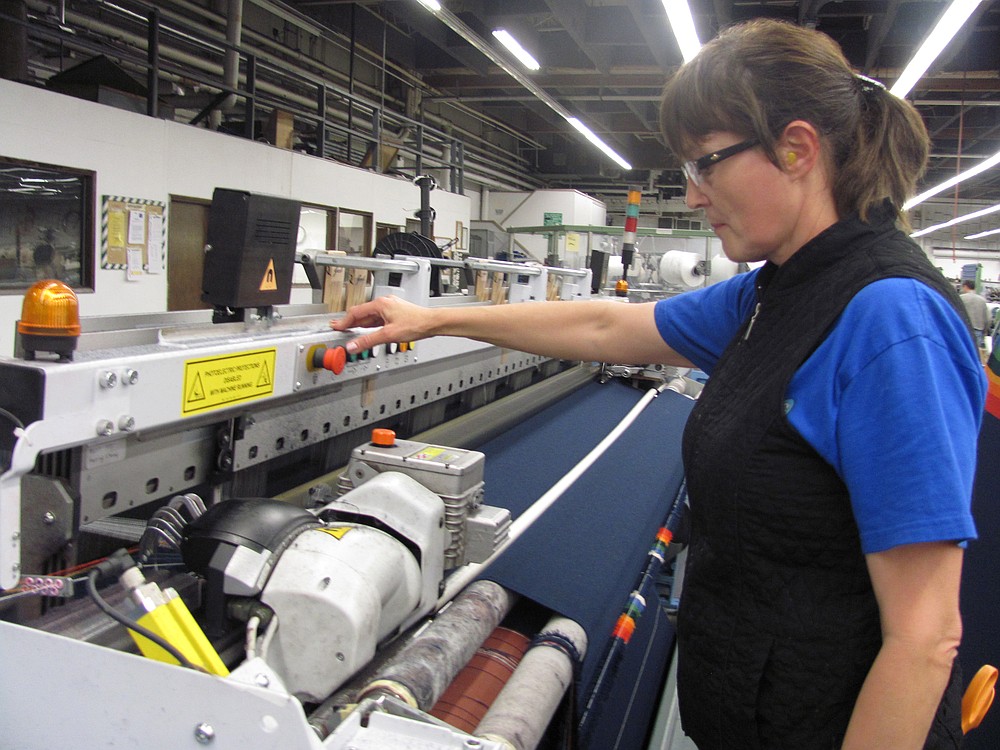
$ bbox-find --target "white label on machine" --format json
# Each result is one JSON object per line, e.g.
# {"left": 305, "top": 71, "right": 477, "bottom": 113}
{"left": 85, "top": 439, "right": 127, "bottom": 469}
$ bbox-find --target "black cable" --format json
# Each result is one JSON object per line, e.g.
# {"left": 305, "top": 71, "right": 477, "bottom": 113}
{"left": 0, "top": 406, "right": 25, "bottom": 430}
{"left": 86, "top": 567, "right": 199, "bottom": 671}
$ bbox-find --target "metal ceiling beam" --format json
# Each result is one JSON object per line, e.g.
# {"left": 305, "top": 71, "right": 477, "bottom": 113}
{"left": 862, "top": 0, "right": 902, "bottom": 72}
{"left": 541, "top": 0, "right": 657, "bottom": 135}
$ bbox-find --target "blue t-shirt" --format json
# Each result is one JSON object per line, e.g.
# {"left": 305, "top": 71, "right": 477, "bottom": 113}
{"left": 654, "top": 271, "right": 985, "bottom": 553}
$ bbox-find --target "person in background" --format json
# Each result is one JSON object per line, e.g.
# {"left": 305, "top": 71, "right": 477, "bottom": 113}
{"left": 960, "top": 279, "right": 990, "bottom": 360}
{"left": 333, "top": 19, "right": 986, "bottom": 750}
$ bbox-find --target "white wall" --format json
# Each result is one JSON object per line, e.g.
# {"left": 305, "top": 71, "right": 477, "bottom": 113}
{"left": 931, "top": 256, "right": 1000, "bottom": 282}
{"left": 484, "top": 188, "right": 605, "bottom": 228}
{"left": 0, "top": 79, "right": 471, "bottom": 356}
{"left": 481, "top": 189, "right": 606, "bottom": 264}
{"left": 911, "top": 200, "right": 1000, "bottom": 283}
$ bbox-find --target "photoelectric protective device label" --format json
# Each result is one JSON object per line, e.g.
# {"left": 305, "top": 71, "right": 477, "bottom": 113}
{"left": 182, "top": 348, "right": 276, "bottom": 415}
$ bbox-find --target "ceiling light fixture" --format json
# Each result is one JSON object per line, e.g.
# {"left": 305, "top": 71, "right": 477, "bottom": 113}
{"left": 413, "top": 4, "right": 633, "bottom": 170}
{"left": 415, "top": 0, "right": 442, "bottom": 12}
{"left": 565, "top": 117, "right": 633, "bottom": 171}
{"left": 492, "top": 29, "right": 541, "bottom": 71}
{"left": 661, "top": 0, "right": 702, "bottom": 63}
{"left": 964, "top": 227, "right": 1000, "bottom": 240}
{"left": 889, "top": 0, "right": 985, "bottom": 98}
{"left": 910, "top": 202, "right": 1000, "bottom": 237}
{"left": 903, "top": 148, "right": 1000, "bottom": 209}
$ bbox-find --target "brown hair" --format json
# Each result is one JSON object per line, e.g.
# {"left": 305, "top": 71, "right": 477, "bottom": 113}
{"left": 659, "top": 19, "right": 929, "bottom": 223}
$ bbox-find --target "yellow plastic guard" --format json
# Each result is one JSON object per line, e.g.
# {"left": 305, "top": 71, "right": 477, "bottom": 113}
{"left": 132, "top": 597, "right": 229, "bottom": 676}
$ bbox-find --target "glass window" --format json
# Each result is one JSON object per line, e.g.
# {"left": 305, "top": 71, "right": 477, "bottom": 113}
{"left": 0, "top": 158, "right": 94, "bottom": 292}
{"left": 338, "top": 210, "right": 371, "bottom": 256}
{"left": 294, "top": 204, "right": 333, "bottom": 285}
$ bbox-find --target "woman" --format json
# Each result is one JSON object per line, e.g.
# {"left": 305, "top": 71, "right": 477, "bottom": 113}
{"left": 332, "top": 20, "right": 985, "bottom": 749}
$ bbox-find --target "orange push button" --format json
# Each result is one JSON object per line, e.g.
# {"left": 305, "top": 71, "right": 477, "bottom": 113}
{"left": 371, "top": 428, "right": 396, "bottom": 447}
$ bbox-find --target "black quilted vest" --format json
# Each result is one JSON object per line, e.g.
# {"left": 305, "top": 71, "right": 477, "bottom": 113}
{"left": 677, "top": 204, "right": 966, "bottom": 749}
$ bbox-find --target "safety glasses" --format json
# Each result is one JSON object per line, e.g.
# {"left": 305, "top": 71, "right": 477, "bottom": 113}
{"left": 682, "top": 139, "right": 759, "bottom": 186}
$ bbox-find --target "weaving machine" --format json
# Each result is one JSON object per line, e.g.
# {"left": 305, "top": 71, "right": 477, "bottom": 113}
{"left": 0, "top": 189, "right": 696, "bottom": 749}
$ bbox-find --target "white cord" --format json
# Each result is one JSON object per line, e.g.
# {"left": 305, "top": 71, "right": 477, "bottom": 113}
{"left": 258, "top": 613, "right": 280, "bottom": 659}
{"left": 437, "top": 384, "right": 666, "bottom": 608}
{"left": 245, "top": 614, "right": 261, "bottom": 660}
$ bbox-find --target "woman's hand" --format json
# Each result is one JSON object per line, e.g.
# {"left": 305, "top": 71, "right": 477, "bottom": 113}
{"left": 330, "top": 295, "right": 436, "bottom": 354}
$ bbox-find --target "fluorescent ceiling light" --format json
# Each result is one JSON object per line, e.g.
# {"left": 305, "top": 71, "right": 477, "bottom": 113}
{"left": 889, "top": 0, "right": 985, "bottom": 98}
{"left": 903, "top": 148, "right": 1000, "bottom": 209}
{"left": 492, "top": 29, "right": 540, "bottom": 71}
{"left": 565, "top": 117, "right": 633, "bottom": 171}
{"left": 910, "top": 202, "right": 1000, "bottom": 237}
{"left": 419, "top": 5, "right": 631, "bottom": 171}
{"left": 415, "top": 0, "right": 441, "bottom": 12}
{"left": 965, "top": 227, "right": 1000, "bottom": 240}
{"left": 662, "top": 0, "right": 702, "bottom": 63}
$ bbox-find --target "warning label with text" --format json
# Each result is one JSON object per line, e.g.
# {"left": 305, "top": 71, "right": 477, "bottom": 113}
{"left": 182, "top": 348, "right": 277, "bottom": 415}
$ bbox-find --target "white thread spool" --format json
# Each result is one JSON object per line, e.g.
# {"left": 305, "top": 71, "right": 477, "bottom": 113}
{"left": 659, "top": 251, "right": 702, "bottom": 288}
{"left": 607, "top": 255, "right": 625, "bottom": 281}
{"left": 709, "top": 254, "right": 738, "bottom": 283}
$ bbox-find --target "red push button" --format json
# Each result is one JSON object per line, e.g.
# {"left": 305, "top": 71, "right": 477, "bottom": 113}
{"left": 322, "top": 346, "right": 347, "bottom": 375}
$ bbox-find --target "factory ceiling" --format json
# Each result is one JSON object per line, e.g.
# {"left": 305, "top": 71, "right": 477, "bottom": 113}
{"left": 284, "top": 0, "right": 1000, "bottom": 208}
{"left": 9, "top": 0, "right": 1000, "bottom": 213}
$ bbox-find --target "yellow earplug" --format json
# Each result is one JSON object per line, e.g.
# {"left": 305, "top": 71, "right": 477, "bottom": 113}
{"left": 786, "top": 152, "right": 797, "bottom": 166}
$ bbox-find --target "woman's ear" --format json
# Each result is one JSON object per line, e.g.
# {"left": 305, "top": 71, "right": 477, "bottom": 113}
{"left": 779, "top": 120, "right": 822, "bottom": 175}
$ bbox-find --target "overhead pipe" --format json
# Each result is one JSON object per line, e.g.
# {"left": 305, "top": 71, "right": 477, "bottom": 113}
{"left": 115, "top": 0, "right": 546, "bottom": 157}
{"left": 22, "top": 0, "right": 540, "bottom": 182}
{"left": 0, "top": 0, "right": 29, "bottom": 82}
{"left": 23, "top": 3, "right": 539, "bottom": 191}
{"left": 217, "top": 0, "right": 243, "bottom": 122}
{"left": 146, "top": 7, "right": 159, "bottom": 117}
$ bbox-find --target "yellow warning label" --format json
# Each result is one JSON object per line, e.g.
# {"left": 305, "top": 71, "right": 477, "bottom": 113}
{"left": 317, "top": 526, "right": 353, "bottom": 540}
{"left": 182, "top": 348, "right": 277, "bottom": 416}
{"left": 407, "top": 445, "right": 463, "bottom": 464}
{"left": 260, "top": 259, "right": 278, "bottom": 291}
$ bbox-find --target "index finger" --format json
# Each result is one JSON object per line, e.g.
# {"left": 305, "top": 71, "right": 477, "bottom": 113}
{"left": 330, "top": 301, "right": 383, "bottom": 331}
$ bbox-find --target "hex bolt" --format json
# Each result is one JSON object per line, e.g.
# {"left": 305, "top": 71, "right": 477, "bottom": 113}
{"left": 98, "top": 371, "right": 118, "bottom": 389}
{"left": 42, "top": 512, "right": 56, "bottom": 525}
{"left": 123, "top": 369, "right": 139, "bottom": 385}
{"left": 194, "top": 723, "right": 215, "bottom": 744}
{"left": 254, "top": 673, "right": 270, "bottom": 688}
{"left": 118, "top": 416, "right": 136, "bottom": 432}
{"left": 96, "top": 419, "right": 114, "bottom": 437}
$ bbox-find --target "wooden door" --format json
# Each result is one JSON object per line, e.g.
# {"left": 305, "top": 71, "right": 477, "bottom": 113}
{"left": 166, "top": 197, "right": 210, "bottom": 311}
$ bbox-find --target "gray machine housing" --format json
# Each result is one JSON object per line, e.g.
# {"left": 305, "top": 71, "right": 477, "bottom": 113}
{"left": 337, "top": 437, "right": 511, "bottom": 569}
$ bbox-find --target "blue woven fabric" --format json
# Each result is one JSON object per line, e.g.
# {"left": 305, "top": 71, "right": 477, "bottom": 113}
{"left": 476, "top": 379, "right": 693, "bottom": 724}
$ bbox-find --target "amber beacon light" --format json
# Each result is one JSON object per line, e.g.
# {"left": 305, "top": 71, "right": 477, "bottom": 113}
{"left": 17, "top": 279, "right": 81, "bottom": 361}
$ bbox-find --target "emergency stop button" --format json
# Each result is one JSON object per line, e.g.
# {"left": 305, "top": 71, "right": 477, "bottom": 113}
{"left": 311, "top": 345, "right": 347, "bottom": 375}
{"left": 371, "top": 428, "right": 396, "bottom": 447}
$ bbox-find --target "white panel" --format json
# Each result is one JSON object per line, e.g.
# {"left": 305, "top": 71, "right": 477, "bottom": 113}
{"left": 0, "top": 80, "right": 472, "bottom": 356}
